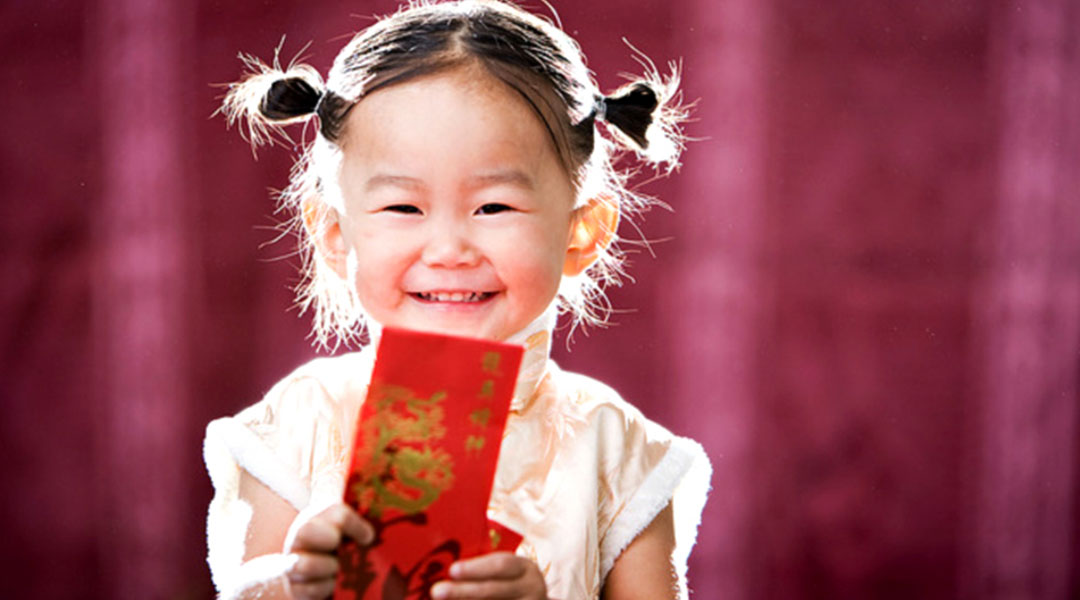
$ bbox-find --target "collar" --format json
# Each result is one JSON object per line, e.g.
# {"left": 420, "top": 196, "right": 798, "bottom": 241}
{"left": 364, "top": 305, "right": 557, "bottom": 413}
{"left": 503, "top": 304, "right": 558, "bottom": 413}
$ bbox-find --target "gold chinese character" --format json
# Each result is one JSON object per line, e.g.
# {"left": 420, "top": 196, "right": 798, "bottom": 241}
{"left": 465, "top": 435, "right": 486, "bottom": 455}
{"left": 489, "top": 527, "right": 502, "bottom": 550}
{"left": 469, "top": 407, "right": 492, "bottom": 428}
{"left": 481, "top": 351, "right": 502, "bottom": 375}
{"left": 477, "top": 379, "right": 495, "bottom": 399}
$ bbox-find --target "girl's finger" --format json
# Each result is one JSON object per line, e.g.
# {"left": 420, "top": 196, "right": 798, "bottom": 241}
{"left": 289, "top": 517, "right": 341, "bottom": 553}
{"left": 430, "top": 578, "right": 522, "bottom": 599}
{"left": 287, "top": 578, "right": 336, "bottom": 600}
{"left": 448, "top": 552, "right": 526, "bottom": 580}
{"left": 339, "top": 507, "right": 376, "bottom": 546}
{"left": 289, "top": 504, "right": 375, "bottom": 553}
{"left": 318, "top": 503, "right": 376, "bottom": 546}
{"left": 287, "top": 552, "right": 339, "bottom": 582}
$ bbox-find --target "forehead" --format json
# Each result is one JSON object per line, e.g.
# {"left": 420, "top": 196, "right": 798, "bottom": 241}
{"left": 337, "top": 65, "right": 566, "bottom": 181}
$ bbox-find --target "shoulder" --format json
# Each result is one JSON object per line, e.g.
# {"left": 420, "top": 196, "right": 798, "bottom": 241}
{"left": 233, "top": 350, "right": 373, "bottom": 427}
{"left": 545, "top": 364, "right": 708, "bottom": 469}
{"left": 546, "top": 364, "right": 635, "bottom": 416}
{"left": 203, "top": 348, "right": 375, "bottom": 507}
{"left": 544, "top": 363, "right": 669, "bottom": 446}
{"left": 542, "top": 363, "right": 712, "bottom": 586}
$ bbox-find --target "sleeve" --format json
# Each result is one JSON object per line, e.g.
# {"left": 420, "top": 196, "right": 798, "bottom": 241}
{"left": 591, "top": 391, "right": 712, "bottom": 597}
{"left": 202, "top": 373, "right": 352, "bottom": 594}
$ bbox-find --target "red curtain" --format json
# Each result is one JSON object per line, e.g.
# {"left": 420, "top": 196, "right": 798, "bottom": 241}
{"left": 2, "top": 0, "right": 1077, "bottom": 597}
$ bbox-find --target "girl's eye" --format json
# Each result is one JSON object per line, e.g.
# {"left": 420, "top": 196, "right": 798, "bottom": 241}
{"left": 475, "top": 203, "right": 514, "bottom": 215}
{"left": 383, "top": 204, "right": 422, "bottom": 214}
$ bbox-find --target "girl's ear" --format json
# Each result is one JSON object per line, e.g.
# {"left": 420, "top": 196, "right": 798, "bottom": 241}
{"left": 301, "top": 198, "right": 348, "bottom": 278}
{"left": 564, "top": 196, "right": 619, "bottom": 276}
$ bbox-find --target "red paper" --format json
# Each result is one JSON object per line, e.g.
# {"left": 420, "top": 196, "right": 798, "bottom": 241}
{"left": 334, "top": 328, "right": 525, "bottom": 600}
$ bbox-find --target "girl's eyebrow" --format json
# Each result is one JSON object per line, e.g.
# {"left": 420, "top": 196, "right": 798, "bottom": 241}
{"left": 467, "top": 169, "right": 535, "bottom": 191}
{"left": 364, "top": 170, "right": 535, "bottom": 193}
{"left": 364, "top": 174, "right": 425, "bottom": 192}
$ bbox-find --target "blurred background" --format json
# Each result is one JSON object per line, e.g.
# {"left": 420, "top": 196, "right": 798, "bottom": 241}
{"left": 2, "top": 0, "right": 1078, "bottom": 598}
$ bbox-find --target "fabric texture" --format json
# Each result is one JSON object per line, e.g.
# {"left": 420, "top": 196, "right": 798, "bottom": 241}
{"left": 203, "top": 314, "right": 712, "bottom": 598}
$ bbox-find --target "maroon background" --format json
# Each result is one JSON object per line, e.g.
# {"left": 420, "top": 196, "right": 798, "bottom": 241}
{"left": 2, "top": 0, "right": 1078, "bottom": 598}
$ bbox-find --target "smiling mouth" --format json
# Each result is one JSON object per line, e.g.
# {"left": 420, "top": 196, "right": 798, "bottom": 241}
{"left": 412, "top": 291, "right": 496, "bottom": 303}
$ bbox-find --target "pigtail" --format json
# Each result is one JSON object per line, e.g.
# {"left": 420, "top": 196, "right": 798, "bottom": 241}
{"left": 218, "top": 43, "right": 325, "bottom": 152}
{"left": 561, "top": 57, "right": 687, "bottom": 330}
{"left": 597, "top": 57, "right": 688, "bottom": 172}
{"left": 601, "top": 84, "right": 656, "bottom": 149}
{"left": 261, "top": 77, "right": 321, "bottom": 120}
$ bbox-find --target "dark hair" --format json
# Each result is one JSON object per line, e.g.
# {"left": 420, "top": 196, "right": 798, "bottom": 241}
{"left": 221, "top": 0, "right": 687, "bottom": 348}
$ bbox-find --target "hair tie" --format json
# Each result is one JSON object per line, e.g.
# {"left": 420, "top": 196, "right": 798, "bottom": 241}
{"left": 594, "top": 96, "right": 607, "bottom": 122}
{"left": 314, "top": 90, "right": 351, "bottom": 141}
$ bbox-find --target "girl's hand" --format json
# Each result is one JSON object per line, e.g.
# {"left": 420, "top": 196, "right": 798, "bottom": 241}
{"left": 429, "top": 552, "right": 547, "bottom": 599}
{"left": 283, "top": 503, "right": 375, "bottom": 600}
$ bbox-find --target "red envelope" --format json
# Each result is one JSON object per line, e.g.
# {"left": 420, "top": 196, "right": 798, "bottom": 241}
{"left": 334, "top": 328, "right": 524, "bottom": 600}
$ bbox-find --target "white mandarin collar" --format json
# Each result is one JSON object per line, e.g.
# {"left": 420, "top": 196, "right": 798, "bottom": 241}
{"left": 503, "top": 304, "right": 558, "bottom": 413}
{"left": 362, "top": 304, "right": 557, "bottom": 413}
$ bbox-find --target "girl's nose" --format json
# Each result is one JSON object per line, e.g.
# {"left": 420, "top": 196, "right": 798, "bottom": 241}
{"left": 421, "top": 222, "right": 481, "bottom": 268}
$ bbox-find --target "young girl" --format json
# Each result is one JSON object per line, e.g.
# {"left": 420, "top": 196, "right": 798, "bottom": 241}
{"left": 204, "top": 1, "right": 711, "bottom": 598}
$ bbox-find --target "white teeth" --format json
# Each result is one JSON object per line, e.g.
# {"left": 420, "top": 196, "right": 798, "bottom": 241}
{"left": 417, "top": 292, "right": 490, "bottom": 303}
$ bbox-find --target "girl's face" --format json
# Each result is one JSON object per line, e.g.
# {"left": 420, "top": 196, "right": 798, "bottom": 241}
{"left": 331, "top": 65, "right": 578, "bottom": 341}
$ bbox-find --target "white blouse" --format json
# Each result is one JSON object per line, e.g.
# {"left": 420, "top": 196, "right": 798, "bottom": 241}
{"left": 203, "top": 316, "right": 711, "bottom": 599}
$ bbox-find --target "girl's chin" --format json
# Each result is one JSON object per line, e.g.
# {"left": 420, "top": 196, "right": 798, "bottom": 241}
{"left": 379, "top": 317, "right": 507, "bottom": 341}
